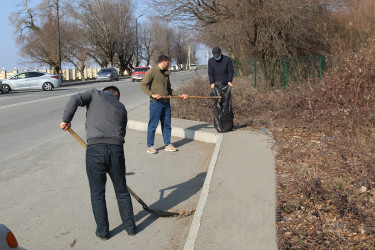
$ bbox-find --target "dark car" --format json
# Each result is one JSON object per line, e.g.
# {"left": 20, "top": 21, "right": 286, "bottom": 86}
{"left": 96, "top": 68, "right": 119, "bottom": 82}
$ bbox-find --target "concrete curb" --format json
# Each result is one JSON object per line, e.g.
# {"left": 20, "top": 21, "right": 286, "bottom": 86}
{"left": 184, "top": 134, "right": 223, "bottom": 250}
{"left": 127, "top": 120, "right": 219, "bottom": 144}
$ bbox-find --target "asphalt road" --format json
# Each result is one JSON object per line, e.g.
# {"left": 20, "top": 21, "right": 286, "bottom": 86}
{"left": 0, "top": 69, "right": 215, "bottom": 249}
{"left": 0, "top": 69, "right": 206, "bottom": 162}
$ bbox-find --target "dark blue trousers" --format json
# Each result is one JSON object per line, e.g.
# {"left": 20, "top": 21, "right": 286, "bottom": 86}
{"left": 147, "top": 101, "right": 171, "bottom": 147}
{"left": 86, "top": 144, "right": 136, "bottom": 236}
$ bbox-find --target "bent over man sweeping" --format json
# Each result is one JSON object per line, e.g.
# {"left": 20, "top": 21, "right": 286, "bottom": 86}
{"left": 59, "top": 86, "right": 136, "bottom": 240}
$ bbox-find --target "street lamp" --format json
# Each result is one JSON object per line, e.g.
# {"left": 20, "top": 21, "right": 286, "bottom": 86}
{"left": 135, "top": 14, "right": 144, "bottom": 67}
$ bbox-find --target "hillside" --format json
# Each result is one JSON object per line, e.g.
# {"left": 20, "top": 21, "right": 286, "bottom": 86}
{"left": 172, "top": 39, "right": 375, "bottom": 248}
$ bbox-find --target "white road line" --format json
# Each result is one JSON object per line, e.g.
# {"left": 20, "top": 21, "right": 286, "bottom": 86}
{"left": 0, "top": 93, "right": 72, "bottom": 110}
{"left": 0, "top": 81, "right": 126, "bottom": 110}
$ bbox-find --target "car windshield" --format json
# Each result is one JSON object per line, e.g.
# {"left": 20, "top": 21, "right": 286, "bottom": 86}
{"left": 99, "top": 69, "right": 112, "bottom": 73}
{"left": 134, "top": 68, "right": 148, "bottom": 72}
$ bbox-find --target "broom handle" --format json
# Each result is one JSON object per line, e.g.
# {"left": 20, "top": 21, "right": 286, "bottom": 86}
{"left": 160, "top": 96, "right": 221, "bottom": 99}
{"left": 68, "top": 128, "right": 88, "bottom": 149}
{"left": 66, "top": 127, "right": 180, "bottom": 217}
{"left": 67, "top": 128, "right": 144, "bottom": 205}
{"left": 67, "top": 128, "right": 139, "bottom": 197}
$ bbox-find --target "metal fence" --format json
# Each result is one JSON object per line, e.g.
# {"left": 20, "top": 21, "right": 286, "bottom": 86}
{"left": 233, "top": 56, "right": 335, "bottom": 88}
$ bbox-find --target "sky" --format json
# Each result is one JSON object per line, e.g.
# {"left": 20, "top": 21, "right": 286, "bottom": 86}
{"left": 0, "top": 1, "right": 32, "bottom": 71}
{"left": 0, "top": 0, "right": 208, "bottom": 72}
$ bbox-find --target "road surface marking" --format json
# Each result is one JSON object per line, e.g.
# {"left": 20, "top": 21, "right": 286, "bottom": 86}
{"left": 0, "top": 93, "right": 73, "bottom": 110}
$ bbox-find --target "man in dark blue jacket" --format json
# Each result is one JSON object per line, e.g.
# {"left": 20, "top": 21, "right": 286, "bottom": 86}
{"left": 60, "top": 86, "right": 136, "bottom": 240}
{"left": 208, "top": 47, "right": 234, "bottom": 88}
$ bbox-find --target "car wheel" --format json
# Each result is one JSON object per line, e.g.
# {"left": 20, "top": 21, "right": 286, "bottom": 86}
{"left": 132, "top": 79, "right": 135, "bottom": 82}
{"left": 2, "top": 84, "right": 11, "bottom": 92}
{"left": 42, "top": 82, "right": 53, "bottom": 91}
{"left": 116, "top": 77, "right": 119, "bottom": 81}
{"left": 1, "top": 88, "right": 9, "bottom": 94}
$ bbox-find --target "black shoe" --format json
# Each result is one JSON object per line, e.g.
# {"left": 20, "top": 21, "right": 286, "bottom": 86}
{"left": 127, "top": 229, "right": 137, "bottom": 236}
{"left": 96, "top": 232, "right": 110, "bottom": 240}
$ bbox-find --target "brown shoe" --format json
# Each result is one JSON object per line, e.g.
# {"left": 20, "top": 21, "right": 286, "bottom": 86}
{"left": 147, "top": 146, "right": 157, "bottom": 154}
{"left": 165, "top": 144, "right": 178, "bottom": 152}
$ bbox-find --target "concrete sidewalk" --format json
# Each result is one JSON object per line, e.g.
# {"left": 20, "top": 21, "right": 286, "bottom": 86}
{"left": 127, "top": 103, "right": 277, "bottom": 249}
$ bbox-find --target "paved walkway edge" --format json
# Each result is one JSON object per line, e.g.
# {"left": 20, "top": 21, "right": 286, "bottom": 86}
{"left": 183, "top": 134, "right": 223, "bottom": 250}
{"left": 127, "top": 120, "right": 218, "bottom": 143}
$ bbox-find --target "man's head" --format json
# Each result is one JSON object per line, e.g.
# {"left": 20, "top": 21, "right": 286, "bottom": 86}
{"left": 157, "top": 55, "right": 170, "bottom": 70}
{"left": 212, "top": 47, "right": 222, "bottom": 60}
{"left": 103, "top": 86, "right": 120, "bottom": 100}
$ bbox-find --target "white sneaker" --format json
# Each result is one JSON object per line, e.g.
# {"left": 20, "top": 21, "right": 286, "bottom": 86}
{"left": 165, "top": 144, "right": 178, "bottom": 152}
{"left": 147, "top": 146, "right": 157, "bottom": 154}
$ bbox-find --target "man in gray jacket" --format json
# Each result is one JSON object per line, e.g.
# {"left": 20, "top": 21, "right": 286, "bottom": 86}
{"left": 59, "top": 86, "right": 136, "bottom": 240}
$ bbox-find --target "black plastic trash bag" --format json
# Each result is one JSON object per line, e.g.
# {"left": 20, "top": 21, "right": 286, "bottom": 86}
{"left": 210, "top": 82, "right": 233, "bottom": 132}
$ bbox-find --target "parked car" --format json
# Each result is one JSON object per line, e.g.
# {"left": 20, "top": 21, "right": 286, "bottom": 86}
{"left": 0, "top": 79, "right": 8, "bottom": 93}
{"left": 171, "top": 65, "right": 182, "bottom": 71}
{"left": 0, "top": 224, "right": 25, "bottom": 250}
{"left": 131, "top": 66, "right": 149, "bottom": 82}
{"left": 96, "top": 68, "right": 119, "bottom": 82}
{"left": 189, "top": 64, "right": 197, "bottom": 71}
{"left": 2, "top": 71, "right": 61, "bottom": 92}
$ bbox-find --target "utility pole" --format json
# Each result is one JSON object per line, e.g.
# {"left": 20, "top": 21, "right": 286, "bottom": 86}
{"left": 167, "top": 31, "right": 170, "bottom": 58}
{"left": 187, "top": 45, "right": 191, "bottom": 70}
{"left": 56, "top": 0, "right": 61, "bottom": 79}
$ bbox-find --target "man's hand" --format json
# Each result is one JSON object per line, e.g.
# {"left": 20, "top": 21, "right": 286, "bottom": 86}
{"left": 151, "top": 94, "right": 161, "bottom": 99}
{"left": 210, "top": 83, "right": 215, "bottom": 89}
{"left": 181, "top": 94, "right": 189, "bottom": 100}
{"left": 228, "top": 82, "right": 233, "bottom": 87}
{"left": 60, "top": 122, "right": 71, "bottom": 131}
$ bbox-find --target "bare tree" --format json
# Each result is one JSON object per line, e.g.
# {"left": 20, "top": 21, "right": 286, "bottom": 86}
{"left": 139, "top": 21, "right": 157, "bottom": 66}
{"left": 113, "top": 0, "right": 135, "bottom": 74}
{"left": 63, "top": 23, "right": 90, "bottom": 80}
{"left": 149, "top": 0, "right": 360, "bottom": 59}
{"left": 172, "top": 28, "right": 189, "bottom": 68}
{"left": 328, "top": 0, "right": 375, "bottom": 54}
{"left": 143, "top": 19, "right": 176, "bottom": 64}
{"left": 69, "top": 0, "right": 121, "bottom": 67}
{"left": 10, "top": 0, "right": 71, "bottom": 72}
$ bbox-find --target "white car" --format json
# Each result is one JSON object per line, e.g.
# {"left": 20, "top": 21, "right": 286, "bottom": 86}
{"left": 2, "top": 71, "right": 62, "bottom": 92}
{"left": 189, "top": 64, "right": 197, "bottom": 71}
{"left": 0, "top": 224, "right": 25, "bottom": 250}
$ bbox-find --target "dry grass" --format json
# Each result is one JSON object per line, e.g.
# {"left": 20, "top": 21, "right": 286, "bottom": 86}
{"left": 171, "top": 39, "right": 375, "bottom": 248}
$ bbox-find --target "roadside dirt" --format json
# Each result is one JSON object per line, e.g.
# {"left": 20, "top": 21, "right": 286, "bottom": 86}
{"left": 172, "top": 39, "right": 375, "bottom": 248}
